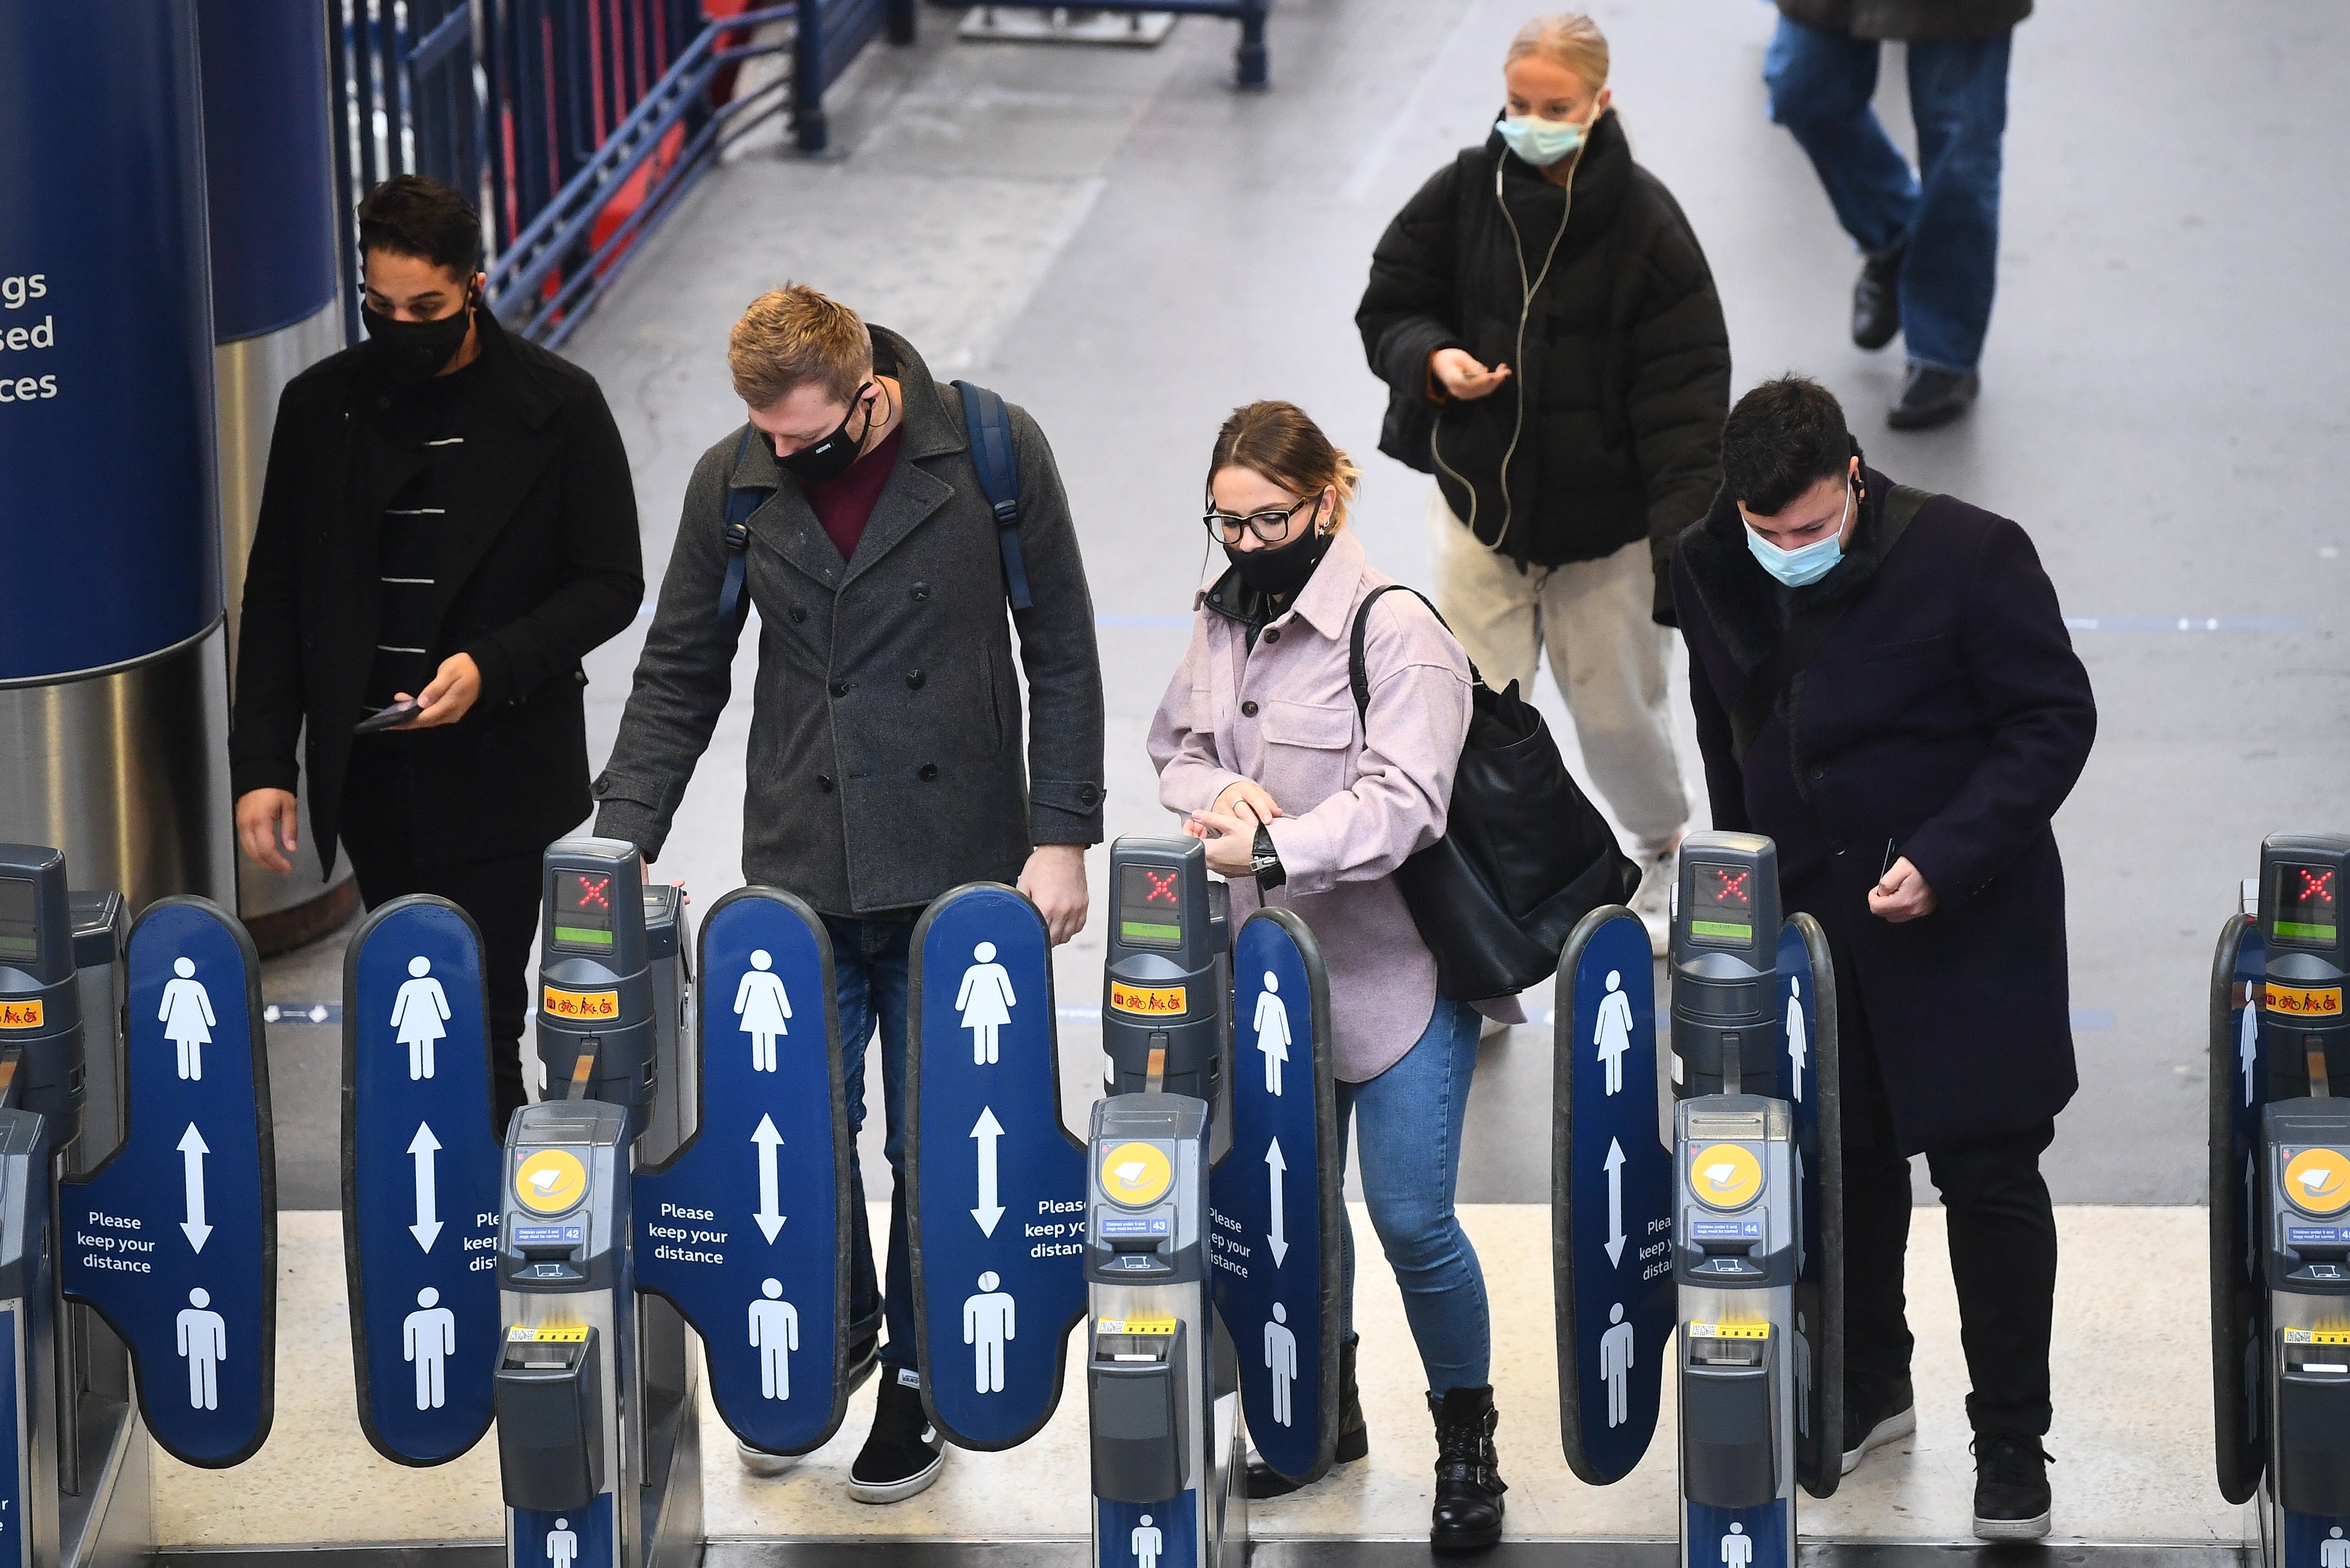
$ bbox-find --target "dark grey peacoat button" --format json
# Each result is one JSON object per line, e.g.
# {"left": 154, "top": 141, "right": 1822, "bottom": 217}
{"left": 906, "top": 670, "right": 926, "bottom": 689}
{"left": 832, "top": 680, "right": 852, "bottom": 698}
{"left": 1241, "top": 700, "right": 1259, "bottom": 717}
{"left": 911, "top": 582, "right": 930, "bottom": 602}
{"left": 1080, "top": 783, "right": 1100, "bottom": 806}
{"left": 817, "top": 774, "right": 834, "bottom": 792}
{"left": 918, "top": 763, "right": 939, "bottom": 781}
{"left": 789, "top": 605, "right": 807, "bottom": 624}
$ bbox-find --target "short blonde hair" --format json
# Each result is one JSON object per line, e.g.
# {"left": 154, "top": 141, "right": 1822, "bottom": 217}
{"left": 1506, "top": 13, "right": 1609, "bottom": 90}
{"left": 1208, "top": 401, "right": 1361, "bottom": 531}
{"left": 728, "top": 283, "right": 872, "bottom": 409}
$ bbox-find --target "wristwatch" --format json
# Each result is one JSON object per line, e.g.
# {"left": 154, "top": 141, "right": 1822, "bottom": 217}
{"left": 1250, "top": 825, "right": 1286, "bottom": 891}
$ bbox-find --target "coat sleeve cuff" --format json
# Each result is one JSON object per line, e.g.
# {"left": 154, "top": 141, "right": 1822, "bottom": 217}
{"left": 1028, "top": 776, "right": 1106, "bottom": 846}
{"left": 1262, "top": 816, "right": 1337, "bottom": 897}
{"left": 230, "top": 757, "right": 300, "bottom": 799}
{"left": 591, "top": 768, "right": 676, "bottom": 861}
{"left": 463, "top": 636, "right": 518, "bottom": 711}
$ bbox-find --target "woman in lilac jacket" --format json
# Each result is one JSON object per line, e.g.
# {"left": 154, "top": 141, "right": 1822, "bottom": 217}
{"left": 1146, "top": 401, "right": 1504, "bottom": 1553}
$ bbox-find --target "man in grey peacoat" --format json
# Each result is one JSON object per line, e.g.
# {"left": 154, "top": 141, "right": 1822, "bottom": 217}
{"left": 592, "top": 325, "right": 1103, "bottom": 905}
{"left": 592, "top": 300, "right": 1102, "bottom": 1502}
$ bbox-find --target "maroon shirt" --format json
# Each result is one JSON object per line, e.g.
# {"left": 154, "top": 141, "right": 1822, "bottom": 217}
{"left": 803, "top": 424, "right": 904, "bottom": 564}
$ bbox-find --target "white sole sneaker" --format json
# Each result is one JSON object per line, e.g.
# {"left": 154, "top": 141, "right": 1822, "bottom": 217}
{"left": 1971, "top": 1508, "right": 2052, "bottom": 1541}
{"left": 847, "top": 1441, "right": 946, "bottom": 1504}
{"left": 736, "top": 1439, "right": 803, "bottom": 1478}
{"left": 1840, "top": 1403, "right": 1916, "bottom": 1474}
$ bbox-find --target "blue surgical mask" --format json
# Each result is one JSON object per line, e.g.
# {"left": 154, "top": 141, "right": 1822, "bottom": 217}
{"left": 1496, "top": 112, "right": 1589, "bottom": 168}
{"left": 1743, "top": 484, "right": 1851, "bottom": 588}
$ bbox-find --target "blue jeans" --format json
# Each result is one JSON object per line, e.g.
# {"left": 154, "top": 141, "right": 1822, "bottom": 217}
{"left": 1764, "top": 16, "right": 2012, "bottom": 373}
{"left": 1335, "top": 996, "right": 1490, "bottom": 1394}
{"left": 826, "top": 914, "right": 918, "bottom": 1372}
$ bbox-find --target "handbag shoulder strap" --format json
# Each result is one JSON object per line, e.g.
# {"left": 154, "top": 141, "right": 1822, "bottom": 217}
{"left": 952, "top": 379, "right": 1032, "bottom": 611}
{"left": 1727, "top": 482, "right": 1935, "bottom": 764}
{"left": 715, "top": 426, "right": 771, "bottom": 635}
{"left": 1349, "top": 583, "right": 1472, "bottom": 725}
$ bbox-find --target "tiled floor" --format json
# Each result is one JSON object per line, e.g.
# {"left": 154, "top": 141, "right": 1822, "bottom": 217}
{"left": 154, "top": 1204, "right": 2245, "bottom": 1549}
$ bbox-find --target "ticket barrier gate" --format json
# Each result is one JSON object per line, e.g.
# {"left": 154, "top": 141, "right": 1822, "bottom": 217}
{"left": 0, "top": 845, "right": 278, "bottom": 1568}
{"left": 1555, "top": 830, "right": 1841, "bottom": 1568}
{"left": 2210, "top": 833, "right": 2350, "bottom": 1566}
{"left": 903, "top": 836, "right": 1340, "bottom": 1568}
{"left": 344, "top": 838, "right": 854, "bottom": 1568}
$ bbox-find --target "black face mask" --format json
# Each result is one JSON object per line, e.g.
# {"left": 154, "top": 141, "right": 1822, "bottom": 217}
{"left": 361, "top": 290, "right": 475, "bottom": 389}
{"left": 1224, "top": 521, "right": 1331, "bottom": 599}
{"left": 773, "top": 383, "right": 877, "bottom": 483}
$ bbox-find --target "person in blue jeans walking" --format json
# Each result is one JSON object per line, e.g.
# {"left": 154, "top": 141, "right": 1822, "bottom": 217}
{"left": 1763, "top": 0, "right": 2029, "bottom": 429}
{"left": 593, "top": 285, "right": 1104, "bottom": 1503}
{"left": 1149, "top": 401, "right": 1504, "bottom": 1554}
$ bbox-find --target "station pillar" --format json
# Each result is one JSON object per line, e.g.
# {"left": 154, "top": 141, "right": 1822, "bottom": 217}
{"left": 0, "top": 1, "right": 234, "bottom": 913}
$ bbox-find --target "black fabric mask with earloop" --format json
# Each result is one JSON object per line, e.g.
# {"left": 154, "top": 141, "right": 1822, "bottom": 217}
{"left": 1223, "top": 519, "right": 1332, "bottom": 599}
{"left": 773, "top": 382, "right": 878, "bottom": 483}
{"left": 361, "top": 285, "right": 476, "bottom": 389}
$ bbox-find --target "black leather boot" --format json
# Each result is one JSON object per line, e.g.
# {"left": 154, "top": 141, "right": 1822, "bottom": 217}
{"left": 1245, "top": 1334, "right": 1368, "bottom": 1498}
{"left": 1428, "top": 1384, "right": 1505, "bottom": 1554}
{"left": 1852, "top": 244, "right": 1905, "bottom": 350}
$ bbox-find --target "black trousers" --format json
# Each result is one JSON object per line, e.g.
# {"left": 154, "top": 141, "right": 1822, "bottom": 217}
{"left": 1838, "top": 972, "right": 2059, "bottom": 1438}
{"left": 341, "top": 744, "right": 541, "bottom": 1137}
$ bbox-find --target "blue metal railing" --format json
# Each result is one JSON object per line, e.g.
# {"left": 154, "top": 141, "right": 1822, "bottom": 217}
{"left": 329, "top": 0, "right": 915, "bottom": 347}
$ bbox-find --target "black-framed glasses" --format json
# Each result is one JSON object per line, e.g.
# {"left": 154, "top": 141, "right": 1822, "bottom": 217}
{"left": 1203, "top": 490, "right": 1320, "bottom": 545}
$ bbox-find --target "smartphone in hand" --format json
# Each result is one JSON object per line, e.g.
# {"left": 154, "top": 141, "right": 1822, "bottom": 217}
{"left": 352, "top": 699, "right": 422, "bottom": 735}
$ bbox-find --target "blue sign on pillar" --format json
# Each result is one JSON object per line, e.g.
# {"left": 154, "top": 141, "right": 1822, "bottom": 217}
{"left": 62, "top": 898, "right": 274, "bottom": 1467}
{"left": 1775, "top": 914, "right": 1843, "bottom": 1498}
{"left": 341, "top": 896, "right": 505, "bottom": 1465}
{"left": 634, "top": 887, "right": 851, "bottom": 1455}
{"left": 906, "top": 884, "right": 1087, "bottom": 1449}
{"left": 1210, "top": 908, "right": 1339, "bottom": 1484}
{"left": 1552, "top": 907, "right": 1673, "bottom": 1486}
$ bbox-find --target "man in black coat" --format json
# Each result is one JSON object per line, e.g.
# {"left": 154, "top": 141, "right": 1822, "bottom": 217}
{"left": 1764, "top": 0, "right": 2031, "bottom": 427}
{"left": 232, "top": 175, "right": 644, "bottom": 1126}
{"left": 592, "top": 283, "right": 1104, "bottom": 1504}
{"left": 1673, "top": 377, "right": 2094, "bottom": 1541}
{"left": 1356, "top": 15, "right": 1729, "bottom": 954}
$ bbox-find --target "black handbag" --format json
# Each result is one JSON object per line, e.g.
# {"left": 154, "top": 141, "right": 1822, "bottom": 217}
{"left": 1348, "top": 585, "right": 1639, "bottom": 1001}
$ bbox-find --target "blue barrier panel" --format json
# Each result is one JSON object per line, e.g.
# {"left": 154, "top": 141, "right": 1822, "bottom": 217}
{"left": 1553, "top": 907, "right": 1673, "bottom": 1486}
{"left": 1775, "top": 915, "right": 1843, "bottom": 1498}
{"left": 2210, "top": 912, "right": 2265, "bottom": 1504}
{"left": 514, "top": 1494, "right": 612, "bottom": 1568}
{"left": 342, "top": 896, "right": 504, "bottom": 1465}
{"left": 906, "top": 884, "right": 1087, "bottom": 1449}
{"left": 634, "top": 887, "right": 850, "bottom": 1455}
{"left": 1210, "top": 908, "right": 1338, "bottom": 1484}
{"left": 1688, "top": 1498, "right": 1790, "bottom": 1568}
{"left": 62, "top": 898, "right": 274, "bottom": 1467}
{"left": 1097, "top": 1493, "right": 1197, "bottom": 1568}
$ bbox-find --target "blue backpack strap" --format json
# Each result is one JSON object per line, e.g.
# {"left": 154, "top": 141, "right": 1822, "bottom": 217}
{"left": 952, "top": 379, "right": 1031, "bottom": 611}
{"left": 716, "top": 426, "right": 769, "bottom": 633}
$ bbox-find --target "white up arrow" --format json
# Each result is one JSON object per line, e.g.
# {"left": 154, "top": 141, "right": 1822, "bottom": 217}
{"left": 408, "top": 1122, "right": 444, "bottom": 1250}
{"left": 1266, "top": 1137, "right": 1289, "bottom": 1267}
{"left": 1602, "top": 1137, "right": 1627, "bottom": 1266}
{"left": 178, "top": 1124, "right": 212, "bottom": 1253}
{"left": 971, "top": 1107, "right": 1006, "bottom": 1236}
{"left": 752, "top": 1115, "right": 786, "bottom": 1243}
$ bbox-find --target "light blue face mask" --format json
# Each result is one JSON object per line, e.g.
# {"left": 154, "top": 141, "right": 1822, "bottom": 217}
{"left": 1743, "top": 483, "right": 1851, "bottom": 588}
{"left": 1496, "top": 111, "right": 1589, "bottom": 168}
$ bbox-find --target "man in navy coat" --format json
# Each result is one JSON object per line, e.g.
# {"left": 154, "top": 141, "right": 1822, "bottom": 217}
{"left": 1673, "top": 376, "right": 2094, "bottom": 1542}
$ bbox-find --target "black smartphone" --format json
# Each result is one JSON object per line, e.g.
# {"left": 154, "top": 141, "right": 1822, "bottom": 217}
{"left": 352, "top": 699, "right": 422, "bottom": 735}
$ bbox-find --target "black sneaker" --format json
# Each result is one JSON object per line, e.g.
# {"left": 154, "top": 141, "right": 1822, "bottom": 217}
{"left": 848, "top": 1368, "right": 947, "bottom": 1503}
{"left": 1971, "top": 1430, "right": 2053, "bottom": 1540}
{"left": 1852, "top": 245, "right": 1905, "bottom": 350}
{"left": 739, "top": 1327, "right": 878, "bottom": 1477}
{"left": 1887, "top": 363, "right": 1981, "bottom": 430}
{"left": 1841, "top": 1378, "right": 1915, "bottom": 1476}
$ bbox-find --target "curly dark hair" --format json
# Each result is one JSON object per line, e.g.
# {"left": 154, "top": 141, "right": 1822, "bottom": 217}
{"left": 1720, "top": 375, "right": 1853, "bottom": 516}
{"left": 356, "top": 174, "right": 483, "bottom": 277}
